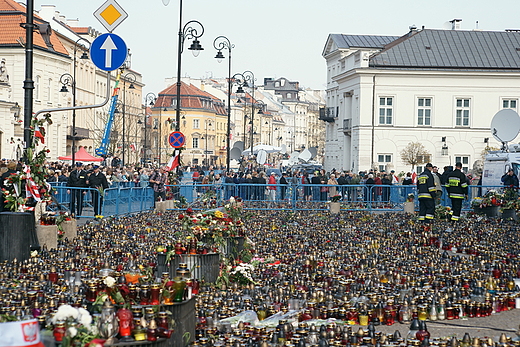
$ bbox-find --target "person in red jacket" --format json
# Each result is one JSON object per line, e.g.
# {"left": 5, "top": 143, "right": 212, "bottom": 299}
{"left": 268, "top": 172, "right": 277, "bottom": 201}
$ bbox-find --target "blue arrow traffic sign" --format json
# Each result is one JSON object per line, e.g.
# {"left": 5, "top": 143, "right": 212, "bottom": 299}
{"left": 90, "top": 33, "right": 127, "bottom": 71}
{"left": 169, "top": 132, "right": 185, "bottom": 148}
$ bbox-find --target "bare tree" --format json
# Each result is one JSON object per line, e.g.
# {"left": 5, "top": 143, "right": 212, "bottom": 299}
{"left": 400, "top": 142, "right": 431, "bottom": 171}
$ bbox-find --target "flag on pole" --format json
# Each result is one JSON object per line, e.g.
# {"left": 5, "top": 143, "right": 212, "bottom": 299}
{"left": 166, "top": 152, "right": 180, "bottom": 171}
{"left": 24, "top": 165, "right": 41, "bottom": 204}
{"left": 34, "top": 125, "right": 45, "bottom": 144}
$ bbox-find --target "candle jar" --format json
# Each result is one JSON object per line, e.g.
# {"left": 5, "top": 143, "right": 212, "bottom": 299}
{"left": 117, "top": 308, "right": 134, "bottom": 342}
{"left": 445, "top": 307, "right": 454, "bottom": 320}
{"left": 132, "top": 318, "right": 147, "bottom": 341}
{"left": 150, "top": 284, "right": 161, "bottom": 305}
{"left": 172, "top": 277, "right": 186, "bottom": 302}
{"left": 48, "top": 267, "right": 58, "bottom": 284}
{"left": 157, "top": 311, "right": 169, "bottom": 329}
{"left": 140, "top": 284, "right": 150, "bottom": 305}
{"left": 418, "top": 305, "right": 428, "bottom": 321}
{"left": 147, "top": 320, "right": 158, "bottom": 341}
{"left": 53, "top": 322, "right": 66, "bottom": 342}
{"left": 86, "top": 283, "right": 98, "bottom": 303}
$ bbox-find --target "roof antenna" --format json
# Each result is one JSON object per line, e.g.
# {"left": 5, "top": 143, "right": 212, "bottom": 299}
{"left": 476, "top": 20, "right": 479, "bottom": 30}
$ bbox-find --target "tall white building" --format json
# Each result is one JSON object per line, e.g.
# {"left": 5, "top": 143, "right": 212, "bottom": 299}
{"left": 322, "top": 24, "right": 520, "bottom": 174}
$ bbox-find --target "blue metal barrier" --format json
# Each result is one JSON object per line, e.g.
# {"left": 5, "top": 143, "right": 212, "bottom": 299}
{"left": 47, "top": 182, "right": 505, "bottom": 217}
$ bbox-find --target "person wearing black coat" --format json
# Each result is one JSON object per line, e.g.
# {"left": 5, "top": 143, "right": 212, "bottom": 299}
{"left": 311, "top": 171, "right": 321, "bottom": 201}
{"left": 381, "top": 174, "right": 392, "bottom": 202}
{"left": 501, "top": 169, "right": 519, "bottom": 188}
{"left": 279, "top": 172, "right": 289, "bottom": 200}
{"left": 87, "top": 165, "right": 109, "bottom": 215}
{"left": 67, "top": 162, "right": 88, "bottom": 217}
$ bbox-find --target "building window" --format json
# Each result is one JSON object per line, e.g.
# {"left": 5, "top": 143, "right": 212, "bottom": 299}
{"left": 192, "top": 137, "right": 199, "bottom": 149}
{"left": 455, "top": 156, "right": 470, "bottom": 173}
{"left": 377, "top": 154, "right": 392, "bottom": 172}
{"left": 503, "top": 99, "right": 518, "bottom": 111}
{"left": 193, "top": 119, "right": 200, "bottom": 129}
{"left": 379, "top": 97, "right": 393, "bottom": 125}
{"left": 34, "top": 75, "right": 41, "bottom": 101}
{"left": 455, "top": 98, "right": 470, "bottom": 126}
{"left": 47, "top": 78, "right": 52, "bottom": 102}
{"left": 417, "top": 98, "right": 432, "bottom": 126}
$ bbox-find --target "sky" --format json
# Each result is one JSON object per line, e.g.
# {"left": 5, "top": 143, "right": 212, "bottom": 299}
{"left": 33, "top": 0, "right": 520, "bottom": 98}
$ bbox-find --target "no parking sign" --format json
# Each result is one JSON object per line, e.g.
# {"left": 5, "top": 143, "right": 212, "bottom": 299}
{"left": 169, "top": 131, "right": 185, "bottom": 148}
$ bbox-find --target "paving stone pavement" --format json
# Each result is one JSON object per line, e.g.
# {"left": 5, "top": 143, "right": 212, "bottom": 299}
{"left": 363, "top": 309, "right": 520, "bottom": 341}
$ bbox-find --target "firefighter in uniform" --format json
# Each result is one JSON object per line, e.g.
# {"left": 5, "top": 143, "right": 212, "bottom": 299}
{"left": 446, "top": 162, "right": 468, "bottom": 221}
{"left": 417, "top": 163, "right": 436, "bottom": 222}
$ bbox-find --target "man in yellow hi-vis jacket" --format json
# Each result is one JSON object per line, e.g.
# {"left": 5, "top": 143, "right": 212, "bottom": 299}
{"left": 446, "top": 162, "right": 468, "bottom": 221}
{"left": 417, "top": 163, "right": 436, "bottom": 222}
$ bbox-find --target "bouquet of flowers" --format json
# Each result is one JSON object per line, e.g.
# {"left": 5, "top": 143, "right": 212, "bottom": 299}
{"left": 229, "top": 262, "right": 257, "bottom": 286}
{"left": 472, "top": 190, "right": 503, "bottom": 208}
{"left": 329, "top": 194, "right": 342, "bottom": 203}
{"left": 3, "top": 114, "right": 54, "bottom": 212}
{"left": 50, "top": 304, "right": 99, "bottom": 347}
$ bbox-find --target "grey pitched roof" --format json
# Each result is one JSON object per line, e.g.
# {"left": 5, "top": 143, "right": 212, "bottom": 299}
{"left": 329, "top": 34, "right": 400, "bottom": 49}
{"left": 370, "top": 29, "right": 520, "bottom": 70}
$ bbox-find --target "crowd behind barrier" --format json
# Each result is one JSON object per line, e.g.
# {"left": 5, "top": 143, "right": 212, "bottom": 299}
{"left": 47, "top": 181, "right": 503, "bottom": 218}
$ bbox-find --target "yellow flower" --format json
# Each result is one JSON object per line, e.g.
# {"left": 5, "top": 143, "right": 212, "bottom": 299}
{"left": 214, "top": 210, "right": 224, "bottom": 219}
{"left": 95, "top": 215, "right": 104, "bottom": 219}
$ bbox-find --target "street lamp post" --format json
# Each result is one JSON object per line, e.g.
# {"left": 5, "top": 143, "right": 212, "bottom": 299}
{"left": 59, "top": 38, "right": 90, "bottom": 166}
{"left": 241, "top": 71, "right": 256, "bottom": 157}
{"left": 213, "top": 35, "right": 234, "bottom": 172}
{"left": 164, "top": 0, "right": 204, "bottom": 171}
{"left": 144, "top": 92, "right": 157, "bottom": 164}
{"left": 203, "top": 119, "right": 212, "bottom": 167}
{"left": 121, "top": 72, "right": 136, "bottom": 167}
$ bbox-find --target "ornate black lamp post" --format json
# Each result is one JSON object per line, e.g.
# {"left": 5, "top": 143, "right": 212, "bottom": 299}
{"left": 214, "top": 35, "right": 234, "bottom": 172}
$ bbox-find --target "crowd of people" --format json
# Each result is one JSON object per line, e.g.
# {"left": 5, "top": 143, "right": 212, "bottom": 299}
{"left": 1, "top": 157, "right": 513, "bottom": 217}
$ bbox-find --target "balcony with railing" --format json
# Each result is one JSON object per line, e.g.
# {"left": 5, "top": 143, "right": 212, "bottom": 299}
{"left": 319, "top": 107, "right": 335, "bottom": 122}
{"left": 67, "top": 126, "right": 90, "bottom": 140}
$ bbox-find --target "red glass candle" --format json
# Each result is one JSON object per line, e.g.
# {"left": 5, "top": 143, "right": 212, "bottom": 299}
{"left": 117, "top": 308, "right": 134, "bottom": 339}
{"left": 150, "top": 284, "right": 160, "bottom": 306}
{"left": 53, "top": 323, "right": 66, "bottom": 342}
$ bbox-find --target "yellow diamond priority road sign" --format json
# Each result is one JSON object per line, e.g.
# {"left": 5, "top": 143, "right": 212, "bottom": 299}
{"left": 94, "top": 0, "right": 128, "bottom": 33}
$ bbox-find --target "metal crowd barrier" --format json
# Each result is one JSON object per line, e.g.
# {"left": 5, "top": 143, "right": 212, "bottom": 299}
{"left": 47, "top": 182, "right": 504, "bottom": 217}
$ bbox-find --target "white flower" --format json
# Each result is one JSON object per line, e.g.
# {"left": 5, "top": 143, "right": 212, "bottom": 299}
{"left": 89, "top": 325, "right": 99, "bottom": 335}
{"left": 229, "top": 196, "right": 235, "bottom": 203}
{"left": 67, "top": 327, "right": 77, "bottom": 338}
{"left": 104, "top": 276, "right": 116, "bottom": 288}
{"left": 30, "top": 250, "right": 38, "bottom": 258}
{"left": 52, "top": 305, "right": 79, "bottom": 324}
{"left": 78, "top": 308, "right": 92, "bottom": 326}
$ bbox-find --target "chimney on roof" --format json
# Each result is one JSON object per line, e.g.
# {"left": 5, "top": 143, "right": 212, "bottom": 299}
{"left": 450, "top": 19, "right": 462, "bottom": 30}
{"left": 409, "top": 25, "right": 417, "bottom": 32}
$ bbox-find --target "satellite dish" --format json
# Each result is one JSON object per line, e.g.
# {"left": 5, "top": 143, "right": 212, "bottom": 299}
{"left": 257, "top": 150, "right": 267, "bottom": 165}
{"left": 308, "top": 147, "right": 318, "bottom": 159}
{"left": 442, "top": 21, "right": 452, "bottom": 30}
{"left": 233, "top": 141, "right": 244, "bottom": 152}
{"left": 280, "top": 144, "right": 287, "bottom": 154}
{"left": 230, "top": 147, "right": 242, "bottom": 160}
{"left": 288, "top": 151, "right": 300, "bottom": 165}
{"left": 299, "top": 148, "right": 312, "bottom": 162}
{"left": 490, "top": 109, "right": 520, "bottom": 143}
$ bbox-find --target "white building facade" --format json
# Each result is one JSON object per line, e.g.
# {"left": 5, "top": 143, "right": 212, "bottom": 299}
{"left": 322, "top": 28, "right": 520, "bottom": 175}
